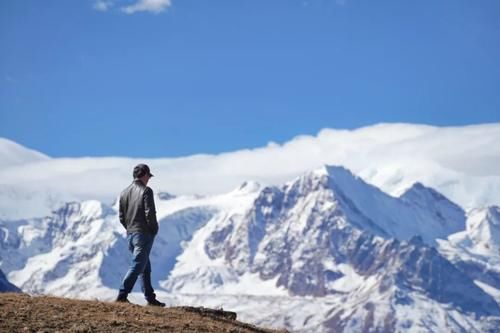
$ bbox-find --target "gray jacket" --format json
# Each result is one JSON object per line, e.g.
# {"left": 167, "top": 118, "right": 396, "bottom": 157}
{"left": 119, "top": 179, "right": 159, "bottom": 235}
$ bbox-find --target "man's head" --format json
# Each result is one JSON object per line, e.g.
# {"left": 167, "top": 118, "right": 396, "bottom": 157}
{"left": 133, "top": 164, "right": 154, "bottom": 185}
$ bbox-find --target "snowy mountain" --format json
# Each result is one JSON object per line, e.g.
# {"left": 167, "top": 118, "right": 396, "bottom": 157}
{"left": 165, "top": 166, "right": 465, "bottom": 295}
{"left": 1, "top": 165, "right": 499, "bottom": 332}
{"left": 0, "top": 184, "right": 260, "bottom": 298}
{"left": 0, "top": 200, "right": 124, "bottom": 297}
{"left": 0, "top": 138, "right": 49, "bottom": 168}
{"left": 161, "top": 166, "right": 499, "bottom": 332}
{"left": 0, "top": 269, "right": 21, "bottom": 292}
{"left": 0, "top": 139, "right": 56, "bottom": 219}
{"left": 438, "top": 206, "right": 500, "bottom": 304}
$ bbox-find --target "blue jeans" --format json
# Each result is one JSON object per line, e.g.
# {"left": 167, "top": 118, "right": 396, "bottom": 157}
{"left": 118, "top": 232, "right": 156, "bottom": 301}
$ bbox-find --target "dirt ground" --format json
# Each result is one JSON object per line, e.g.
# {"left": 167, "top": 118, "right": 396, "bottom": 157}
{"left": 0, "top": 293, "right": 287, "bottom": 333}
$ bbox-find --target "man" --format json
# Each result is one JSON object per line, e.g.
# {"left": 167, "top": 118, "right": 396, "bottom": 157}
{"left": 116, "top": 163, "right": 165, "bottom": 307}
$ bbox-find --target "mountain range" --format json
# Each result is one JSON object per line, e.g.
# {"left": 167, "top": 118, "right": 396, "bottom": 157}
{"left": 1, "top": 161, "right": 499, "bottom": 332}
{"left": 1, "top": 128, "right": 500, "bottom": 332}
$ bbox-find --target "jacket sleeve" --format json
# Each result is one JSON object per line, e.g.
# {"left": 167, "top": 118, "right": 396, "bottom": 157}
{"left": 143, "top": 187, "right": 159, "bottom": 235}
{"left": 119, "top": 195, "right": 127, "bottom": 230}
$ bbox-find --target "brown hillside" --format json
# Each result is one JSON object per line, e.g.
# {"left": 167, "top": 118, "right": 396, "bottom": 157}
{"left": 0, "top": 293, "right": 287, "bottom": 333}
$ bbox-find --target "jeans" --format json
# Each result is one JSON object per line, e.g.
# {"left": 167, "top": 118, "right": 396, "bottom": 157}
{"left": 118, "top": 232, "right": 156, "bottom": 301}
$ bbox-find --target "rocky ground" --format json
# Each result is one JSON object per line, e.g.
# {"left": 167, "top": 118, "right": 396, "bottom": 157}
{"left": 0, "top": 293, "right": 287, "bottom": 333}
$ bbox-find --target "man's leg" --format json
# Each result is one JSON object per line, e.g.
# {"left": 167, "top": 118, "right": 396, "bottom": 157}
{"left": 139, "top": 259, "right": 156, "bottom": 301}
{"left": 118, "top": 233, "right": 152, "bottom": 300}
{"left": 139, "top": 237, "right": 165, "bottom": 307}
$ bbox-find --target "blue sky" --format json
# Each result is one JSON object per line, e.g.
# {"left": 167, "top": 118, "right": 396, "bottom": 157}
{"left": 1, "top": 0, "right": 499, "bottom": 158}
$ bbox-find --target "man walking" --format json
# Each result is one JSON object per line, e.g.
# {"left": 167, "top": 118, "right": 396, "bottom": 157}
{"left": 116, "top": 163, "right": 165, "bottom": 307}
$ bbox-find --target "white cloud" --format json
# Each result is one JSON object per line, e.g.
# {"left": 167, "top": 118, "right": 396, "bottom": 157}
{"left": 1, "top": 123, "right": 500, "bottom": 220}
{"left": 122, "top": 0, "right": 171, "bottom": 14}
{"left": 93, "top": 0, "right": 114, "bottom": 11}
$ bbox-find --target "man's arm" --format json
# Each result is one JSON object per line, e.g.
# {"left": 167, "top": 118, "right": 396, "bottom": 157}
{"left": 119, "top": 195, "right": 127, "bottom": 230}
{"left": 143, "top": 187, "right": 159, "bottom": 235}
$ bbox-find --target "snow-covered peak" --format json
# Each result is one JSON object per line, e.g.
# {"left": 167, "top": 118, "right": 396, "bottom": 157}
{"left": 465, "top": 206, "right": 500, "bottom": 254}
{"left": 79, "top": 200, "right": 108, "bottom": 217}
{"left": 400, "top": 181, "right": 465, "bottom": 225}
{"left": 323, "top": 164, "right": 377, "bottom": 195}
{"left": 0, "top": 137, "right": 49, "bottom": 168}
{"left": 298, "top": 165, "right": 357, "bottom": 184}
{"left": 400, "top": 182, "right": 450, "bottom": 203}
{"left": 401, "top": 181, "right": 429, "bottom": 194}
{"left": 230, "top": 181, "right": 262, "bottom": 195}
{"left": 279, "top": 165, "right": 465, "bottom": 245}
{"left": 324, "top": 164, "right": 357, "bottom": 178}
{"left": 299, "top": 164, "right": 381, "bottom": 197}
{"left": 437, "top": 206, "right": 500, "bottom": 307}
{"left": 310, "top": 164, "right": 333, "bottom": 177}
{"left": 54, "top": 200, "right": 112, "bottom": 221}
{"left": 283, "top": 165, "right": 356, "bottom": 197}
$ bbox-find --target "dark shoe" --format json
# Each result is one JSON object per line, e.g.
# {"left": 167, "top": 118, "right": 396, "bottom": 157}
{"left": 147, "top": 299, "right": 165, "bottom": 307}
{"left": 115, "top": 295, "right": 130, "bottom": 303}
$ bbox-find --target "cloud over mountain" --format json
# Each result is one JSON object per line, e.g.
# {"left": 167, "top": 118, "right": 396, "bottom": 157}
{"left": 0, "top": 123, "right": 499, "bottom": 219}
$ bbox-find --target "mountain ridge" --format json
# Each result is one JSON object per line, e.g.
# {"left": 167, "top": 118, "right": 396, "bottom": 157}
{"left": 0, "top": 269, "right": 21, "bottom": 292}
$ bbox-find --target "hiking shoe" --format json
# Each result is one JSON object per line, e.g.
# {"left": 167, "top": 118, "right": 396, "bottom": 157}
{"left": 147, "top": 299, "right": 166, "bottom": 307}
{"left": 115, "top": 296, "right": 130, "bottom": 303}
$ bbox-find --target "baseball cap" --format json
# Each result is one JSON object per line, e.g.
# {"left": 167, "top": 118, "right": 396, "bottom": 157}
{"left": 133, "top": 164, "right": 154, "bottom": 178}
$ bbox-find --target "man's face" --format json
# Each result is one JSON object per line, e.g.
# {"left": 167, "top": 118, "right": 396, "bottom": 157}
{"left": 139, "top": 173, "right": 152, "bottom": 185}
